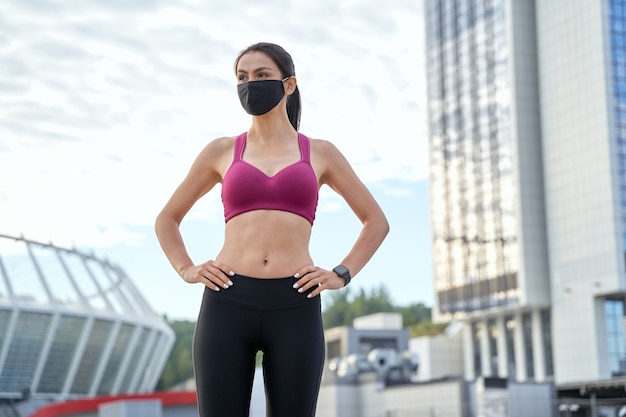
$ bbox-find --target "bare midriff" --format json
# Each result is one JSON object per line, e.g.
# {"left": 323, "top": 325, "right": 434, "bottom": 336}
{"left": 216, "top": 210, "right": 314, "bottom": 278}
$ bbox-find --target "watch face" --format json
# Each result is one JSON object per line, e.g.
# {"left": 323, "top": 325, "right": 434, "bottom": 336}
{"left": 334, "top": 265, "right": 349, "bottom": 276}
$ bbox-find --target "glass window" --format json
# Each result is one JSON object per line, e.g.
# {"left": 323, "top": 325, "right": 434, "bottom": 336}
{"left": 37, "top": 315, "right": 86, "bottom": 394}
{"left": 522, "top": 312, "right": 534, "bottom": 379}
{"left": 70, "top": 320, "right": 114, "bottom": 394}
{"left": 358, "top": 337, "right": 398, "bottom": 355}
{"left": 605, "top": 299, "right": 626, "bottom": 376}
{"left": 0, "top": 312, "right": 51, "bottom": 392}
{"left": 0, "top": 310, "right": 12, "bottom": 357}
{"left": 541, "top": 310, "right": 554, "bottom": 377}
{"left": 505, "top": 316, "right": 516, "bottom": 378}
{"left": 609, "top": 0, "right": 626, "bottom": 256}
{"left": 97, "top": 324, "right": 135, "bottom": 395}
{"left": 118, "top": 327, "right": 150, "bottom": 393}
{"left": 488, "top": 319, "right": 499, "bottom": 376}
{"left": 137, "top": 331, "right": 167, "bottom": 391}
{"left": 473, "top": 321, "right": 483, "bottom": 376}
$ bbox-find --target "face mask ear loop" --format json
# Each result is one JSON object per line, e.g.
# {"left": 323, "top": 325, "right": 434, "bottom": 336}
{"left": 282, "top": 76, "right": 293, "bottom": 95}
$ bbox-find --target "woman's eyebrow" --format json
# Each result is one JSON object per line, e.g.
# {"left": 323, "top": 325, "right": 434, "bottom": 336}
{"left": 237, "top": 66, "right": 274, "bottom": 74}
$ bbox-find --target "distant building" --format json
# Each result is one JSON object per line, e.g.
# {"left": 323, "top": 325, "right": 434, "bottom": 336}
{"left": 319, "top": 312, "right": 554, "bottom": 417}
{"left": 319, "top": 312, "right": 446, "bottom": 417}
{"left": 0, "top": 234, "right": 175, "bottom": 417}
{"left": 409, "top": 321, "right": 464, "bottom": 383}
{"left": 426, "top": 0, "right": 626, "bottom": 414}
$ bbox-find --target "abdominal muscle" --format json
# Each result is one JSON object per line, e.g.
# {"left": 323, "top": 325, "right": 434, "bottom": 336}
{"left": 215, "top": 210, "right": 314, "bottom": 278}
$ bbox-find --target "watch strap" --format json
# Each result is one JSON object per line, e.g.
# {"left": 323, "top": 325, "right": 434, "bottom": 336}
{"left": 333, "top": 264, "right": 351, "bottom": 286}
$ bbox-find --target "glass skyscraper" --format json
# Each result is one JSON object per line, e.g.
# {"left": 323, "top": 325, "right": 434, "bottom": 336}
{"left": 427, "top": 0, "right": 626, "bottom": 400}
{"left": 426, "top": 0, "right": 551, "bottom": 383}
{"left": 428, "top": 0, "right": 521, "bottom": 317}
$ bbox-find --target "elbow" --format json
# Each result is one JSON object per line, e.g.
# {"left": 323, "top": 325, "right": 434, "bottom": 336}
{"left": 154, "top": 212, "right": 164, "bottom": 237}
{"left": 363, "top": 209, "right": 389, "bottom": 237}
{"left": 380, "top": 215, "right": 390, "bottom": 239}
{"left": 367, "top": 212, "right": 389, "bottom": 241}
{"left": 154, "top": 210, "right": 176, "bottom": 238}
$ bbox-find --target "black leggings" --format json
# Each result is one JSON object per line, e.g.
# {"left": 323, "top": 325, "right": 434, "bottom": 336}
{"left": 193, "top": 274, "right": 325, "bottom": 417}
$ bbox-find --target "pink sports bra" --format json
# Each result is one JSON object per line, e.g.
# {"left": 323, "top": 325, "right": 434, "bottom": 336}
{"left": 221, "top": 132, "right": 319, "bottom": 224}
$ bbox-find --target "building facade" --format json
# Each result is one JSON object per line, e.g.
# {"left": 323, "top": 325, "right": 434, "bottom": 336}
{"left": 426, "top": 0, "right": 626, "bottom": 407}
{"left": 426, "top": 0, "right": 551, "bottom": 383}
{"left": 536, "top": 0, "right": 626, "bottom": 385}
{"left": 0, "top": 234, "right": 175, "bottom": 416}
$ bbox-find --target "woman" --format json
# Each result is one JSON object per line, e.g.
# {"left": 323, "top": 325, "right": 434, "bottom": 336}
{"left": 155, "top": 42, "right": 389, "bottom": 417}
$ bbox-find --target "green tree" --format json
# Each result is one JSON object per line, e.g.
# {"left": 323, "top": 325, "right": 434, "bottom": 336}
{"left": 157, "top": 320, "right": 196, "bottom": 390}
{"left": 321, "top": 288, "right": 352, "bottom": 329}
{"left": 397, "top": 302, "right": 433, "bottom": 327}
{"left": 408, "top": 320, "right": 448, "bottom": 337}
{"left": 321, "top": 284, "right": 443, "bottom": 337}
{"left": 322, "top": 285, "right": 396, "bottom": 329}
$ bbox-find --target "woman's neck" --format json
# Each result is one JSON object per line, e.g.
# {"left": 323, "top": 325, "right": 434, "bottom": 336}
{"left": 248, "top": 115, "right": 297, "bottom": 143}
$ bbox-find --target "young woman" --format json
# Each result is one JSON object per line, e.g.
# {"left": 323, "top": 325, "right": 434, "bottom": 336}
{"left": 155, "top": 42, "right": 389, "bottom": 417}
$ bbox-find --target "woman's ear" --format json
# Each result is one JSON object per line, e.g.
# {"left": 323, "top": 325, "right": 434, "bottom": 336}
{"left": 286, "top": 76, "right": 297, "bottom": 95}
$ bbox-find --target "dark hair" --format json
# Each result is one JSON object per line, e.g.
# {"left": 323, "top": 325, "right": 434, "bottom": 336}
{"left": 234, "top": 42, "right": 302, "bottom": 131}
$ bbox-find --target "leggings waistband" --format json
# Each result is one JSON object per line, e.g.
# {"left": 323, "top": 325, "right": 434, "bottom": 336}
{"left": 205, "top": 273, "right": 320, "bottom": 310}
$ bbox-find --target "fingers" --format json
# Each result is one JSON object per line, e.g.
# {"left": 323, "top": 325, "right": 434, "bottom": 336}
{"left": 204, "top": 261, "right": 235, "bottom": 290}
{"left": 293, "top": 267, "right": 345, "bottom": 298}
{"left": 184, "top": 262, "right": 345, "bottom": 296}
{"left": 182, "top": 261, "right": 235, "bottom": 291}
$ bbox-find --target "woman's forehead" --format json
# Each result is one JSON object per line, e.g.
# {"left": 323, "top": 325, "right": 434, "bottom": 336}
{"left": 236, "top": 51, "right": 277, "bottom": 71}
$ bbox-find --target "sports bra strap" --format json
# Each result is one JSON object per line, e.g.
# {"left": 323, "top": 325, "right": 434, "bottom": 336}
{"left": 233, "top": 132, "right": 247, "bottom": 161}
{"left": 298, "top": 133, "right": 310, "bottom": 163}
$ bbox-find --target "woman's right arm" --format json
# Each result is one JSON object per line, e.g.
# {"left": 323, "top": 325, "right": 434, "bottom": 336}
{"left": 154, "top": 137, "right": 234, "bottom": 290}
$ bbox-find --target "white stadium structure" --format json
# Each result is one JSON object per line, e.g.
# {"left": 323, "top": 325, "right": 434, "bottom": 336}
{"left": 0, "top": 234, "right": 175, "bottom": 417}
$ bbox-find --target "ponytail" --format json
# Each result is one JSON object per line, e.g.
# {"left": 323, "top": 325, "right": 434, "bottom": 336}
{"left": 286, "top": 85, "right": 301, "bottom": 130}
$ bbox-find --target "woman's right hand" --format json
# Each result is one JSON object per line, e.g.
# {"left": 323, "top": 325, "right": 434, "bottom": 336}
{"left": 179, "top": 261, "right": 235, "bottom": 291}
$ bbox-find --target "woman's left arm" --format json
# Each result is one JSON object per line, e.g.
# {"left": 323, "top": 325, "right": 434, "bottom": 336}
{"left": 293, "top": 139, "right": 389, "bottom": 296}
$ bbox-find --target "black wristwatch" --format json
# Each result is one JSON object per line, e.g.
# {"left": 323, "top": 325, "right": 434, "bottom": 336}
{"left": 333, "top": 264, "right": 351, "bottom": 286}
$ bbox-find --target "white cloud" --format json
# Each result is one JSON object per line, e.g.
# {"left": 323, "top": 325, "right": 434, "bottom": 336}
{"left": 0, "top": 0, "right": 427, "bottom": 247}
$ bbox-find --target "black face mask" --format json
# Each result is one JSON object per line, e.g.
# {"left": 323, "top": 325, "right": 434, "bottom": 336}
{"left": 237, "top": 77, "right": 289, "bottom": 116}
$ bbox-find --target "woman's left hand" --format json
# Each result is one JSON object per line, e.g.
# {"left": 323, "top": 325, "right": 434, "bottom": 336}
{"left": 292, "top": 266, "right": 346, "bottom": 298}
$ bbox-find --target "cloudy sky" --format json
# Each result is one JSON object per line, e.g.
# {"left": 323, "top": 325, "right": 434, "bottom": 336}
{"left": 0, "top": 0, "right": 432, "bottom": 320}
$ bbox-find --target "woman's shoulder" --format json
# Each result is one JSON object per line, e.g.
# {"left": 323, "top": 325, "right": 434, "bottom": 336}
{"left": 191, "top": 135, "right": 242, "bottom": 175}
{"left": 306, "top": 135, "right": 342, "bottom": 158}
{"left": 198, "top": 135, "right": 241, "bottom": 157}
{"left": 206, "top": 134, "right": 239, "bottom": 148}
